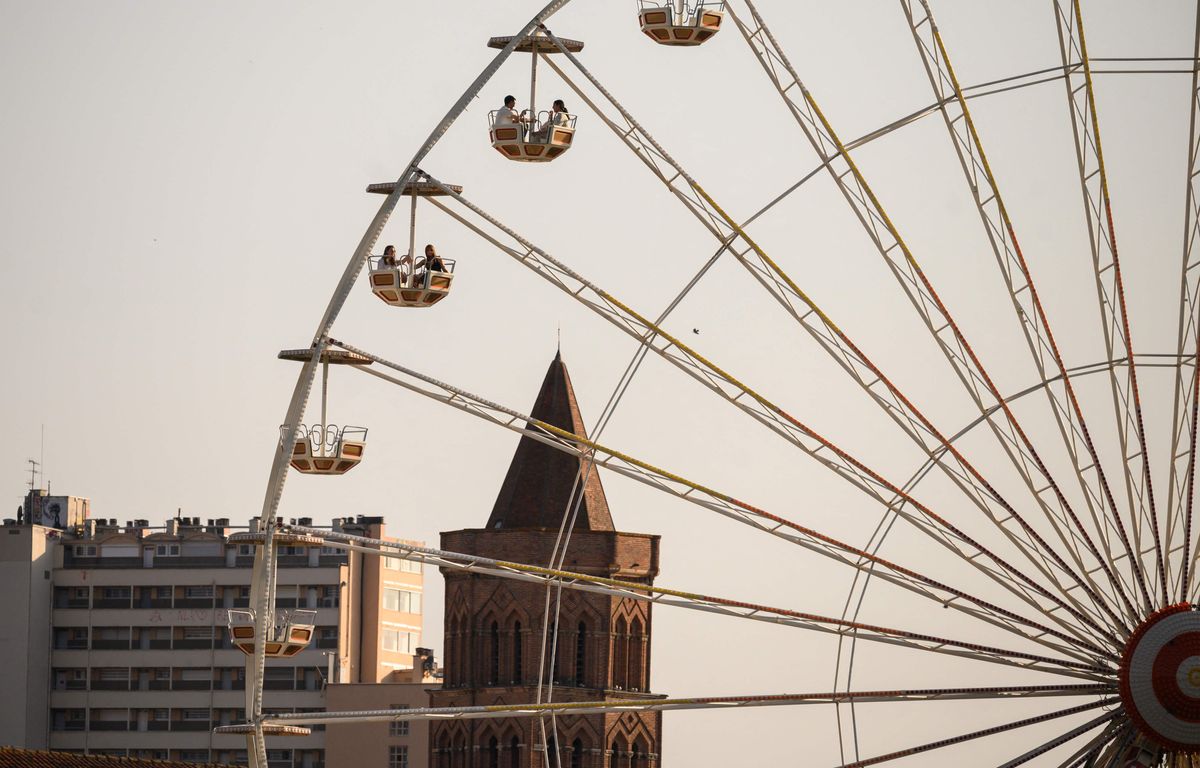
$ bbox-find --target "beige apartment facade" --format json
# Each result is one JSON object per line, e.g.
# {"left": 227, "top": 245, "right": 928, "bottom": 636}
{"left": 0, "top": 504, "right": 437, "bottom": 768}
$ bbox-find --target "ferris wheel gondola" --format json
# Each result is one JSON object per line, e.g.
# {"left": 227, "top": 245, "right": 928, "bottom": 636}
{"left": 365, "top": 180, "right": 460, "bottom": 307}
{"left": 638, "top": 0, "right": 724, "bottom": 46}
{"left": 486, "top": 33, "right": 583, "bottom": 162}
{"left": 277, "top": 348, "right": 369, "bottom": 474}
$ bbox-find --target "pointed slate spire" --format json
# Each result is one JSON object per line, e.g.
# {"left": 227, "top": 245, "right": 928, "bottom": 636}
{"left": 486, "top": 350, "right": 615, "bottom": 531}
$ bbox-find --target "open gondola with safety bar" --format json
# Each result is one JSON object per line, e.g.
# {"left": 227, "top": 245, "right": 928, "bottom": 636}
{"left": 638, "top": 0, "right": 723, "bottom": 46}
{"left": 365, "top": 180, "right": 459, "bottom": 307}
{"left": 278, "top": 348, "right": 369, "bottom": 474}
{"left": 486, "top": 33, "right": 583, "bottom": 162}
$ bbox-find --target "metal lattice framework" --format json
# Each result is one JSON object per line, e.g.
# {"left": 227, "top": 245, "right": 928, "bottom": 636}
{"left": 237, "top": 1, "right": 1200, "bottom": 766}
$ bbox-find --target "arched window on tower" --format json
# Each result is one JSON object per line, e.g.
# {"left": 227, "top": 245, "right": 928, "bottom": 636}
{"left": 448, "top": 618, "right": 461, "bottom": 686}
{"left": 512, "top": 621, "right": 523, "bottom": 684}
{"left": 438, "top": 732, "right": 451, "bottom": 768}
{"left": 571, "top": 738, "right": 584, "bottom": 768}
{"left": 453, "top": 734, "right": 466, "bottom": 768}
{"left": 510, "top": 735, "right": 521, "bottom": 768}
{"left": 488, "top": 736, "right": 499, "bottom": 768}
{"left": 631, "top": 742, "right": 642, "bottom": 767}
{"left": 489, "top": 621, "right": 500, "bottom": 685}
{"left": 612, "top": 617, "right": 627, "bottom": 690}
{"left": 575, "top": 620, "right": 587, "bottom": 686}
{"left": 629, "top": 617, "right": 644, "bottom": 692}
{"left": 610, "top": 739, "right": 623, "bottom": 768}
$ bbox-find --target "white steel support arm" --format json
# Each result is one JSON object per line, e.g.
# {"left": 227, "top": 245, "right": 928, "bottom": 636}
{"left": 1173, "top": 6, "right": 1200, "bottom": 603}
{"left": 252, "top": 684, "right": 1112, "bottom": 727}
{"left": 291, "top": 525, "right": 1111, "bottom": 678}
{"left": 329, "top": 336, "right": 1113, "bottom": 665}
{"left": 536, "top": 25, "right": 1123, "bottom": 639}
{"left": 421, "top": 176, "right": 1118, "bottom": 651}
{"left": 902, "top": 0, "right": 1143, "bottom": 623}
{"left": 722, "top": 0, "right": 1134, "bottom": 637}
{"left": 1051, "top": 0, "right": 1163, "bottom": 607}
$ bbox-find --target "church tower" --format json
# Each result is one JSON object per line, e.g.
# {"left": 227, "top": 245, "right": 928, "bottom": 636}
{"left": 430, "top": 351, "right": 663, "bottom": 767}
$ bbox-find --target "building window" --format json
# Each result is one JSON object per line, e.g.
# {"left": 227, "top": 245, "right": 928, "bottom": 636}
{"left": 575, "top": 621, "right": 587, "bottom": 685}
{"left": 489, "top": 622, "right": 500, "bottom": 685}
{"left": 383, "top": 555, "right": 422, "bottom": 573}
{"left": 382, "top": 629, "right": 416, "bottom": 654}
{"left": 613, "top": 617, "right": 627, "bottom": 690}
{"left": 389, "top": 744, "right": 409, "bottom": 768}
{"left": 629, "top": 618, "right": 643, "bottom": 692}
{"left": 183, "top": 585, "right": 213, "bottom": 599}
{"left": 512, "top": 622, "right": 523, "bottom": 684}
{"left": 487, "top": 737, "right": 499, "bottom": 768}
{"left": 389, "top": 705, "right": 409, "bottom": 737}
{"left": 510, "top": 737, "right": 520, "bottom": 768}
{"left": 571, "top": 739, "right": 584, "bottom": 768}
{"left": 72, "top": 545, "right": 97, "bottom": 557}
{"left": 155, "top": 543, "right": 180, "bottom": 557}
{"left": 382, "top": 588, "right": 422, "bottom": 614}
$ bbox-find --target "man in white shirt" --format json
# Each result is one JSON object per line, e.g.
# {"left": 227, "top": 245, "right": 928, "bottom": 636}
{"left": 493, "top": 95, "right": 521, "bottom": 128}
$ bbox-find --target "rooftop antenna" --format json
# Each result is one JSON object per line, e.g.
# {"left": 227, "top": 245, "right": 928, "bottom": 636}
{"left": 26, "top": 458, "right": 40, "bottom": 493}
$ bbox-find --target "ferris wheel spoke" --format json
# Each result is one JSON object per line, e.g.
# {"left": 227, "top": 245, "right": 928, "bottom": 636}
{"left": 724, "top": 0, "right": 1136, "bottom": 638}
{"left": 532, "top": 31, "right": 1109, "bottom": 620}
{"left": 249, "top": 684, "right": 1113, "bottom": 728}
{"left": 836, "top": 698, "right": 1118, "bottom": 768}
{"left": 1053, "top": 720, "right": 1127, "bottom": 768}
{"left": 298, "top": 524, "right": 1112, "bottom": 679}
{"left": 901, "top": 0, "right": 1142, "bottom": 625}
{"left": 1050, "top": 0, "right": 1164, "bottom": 609}
{"left": 997, "top": 710, "right": 1123, "bottom": 768}
{"left": 331, "top": 336, "right": 1117, "bottom": 662}
{"left": 420, "top": 174, "right": 1121, "bottom": 650}
{"left": 1170, "top": 6, "right": 1200, "bottom": 605}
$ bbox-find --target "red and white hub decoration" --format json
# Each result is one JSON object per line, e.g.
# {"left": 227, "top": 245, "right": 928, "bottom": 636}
{"left": 1119, "top": 603, "right": 1200, "bottom": 752}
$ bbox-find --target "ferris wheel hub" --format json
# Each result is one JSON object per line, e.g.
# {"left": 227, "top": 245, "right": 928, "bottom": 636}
{"left": 1118, "top": 603, "right": 1200, "bottom": 753}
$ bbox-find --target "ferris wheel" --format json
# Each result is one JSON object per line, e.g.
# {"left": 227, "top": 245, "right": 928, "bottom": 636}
{"left": 224, "top": 1, "right": 1200, "bottom": 766}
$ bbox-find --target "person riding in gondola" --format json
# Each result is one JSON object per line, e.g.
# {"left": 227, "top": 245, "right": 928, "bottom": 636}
{"left": 413, "top": 243, "right": 446, "bottom": 287}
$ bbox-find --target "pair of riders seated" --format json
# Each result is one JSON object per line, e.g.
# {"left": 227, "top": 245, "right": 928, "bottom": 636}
{"left": 379, "top": 244, "right": 446, "bottom": 287}
{"left": 493, "top": 94, "right": 571, "bottom": 142}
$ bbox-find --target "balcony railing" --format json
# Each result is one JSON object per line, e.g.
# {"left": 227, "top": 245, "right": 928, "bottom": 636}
{"left": 174, "top": 597, "right": 215, "bottom": 608}
{"left": 90, "top": 681, "right": 130, "bottom": 691}
{"left": 92, "top": 598, "right": 132, "bottom": 609}
{"left": 136, "top": 598, "right": 173, "bottom": 609}
{"left": 172, "top": 639, "right": 215, "bottom": 650}
{"left": 55, "top": 599, "right": 90, "bottom": 609}
{"left": 88, "top": 721, "right": 130, "bottom": 732}
{"left": 171, "top": 721, "right": 211, "bottom": 732}
{"left": 91, "top": 640, "right": 132, "bottom": 650}
{"left": 172, "top": 680, "right": 213, "bottom": 691}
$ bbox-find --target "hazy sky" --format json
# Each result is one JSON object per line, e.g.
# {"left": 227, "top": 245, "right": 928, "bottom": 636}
{"left": 3, "top": 1, "right": 1199, "bottom": 764}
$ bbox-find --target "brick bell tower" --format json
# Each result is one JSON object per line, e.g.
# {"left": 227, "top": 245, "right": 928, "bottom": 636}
{"left": 430, "top": 351, "right": 663, "bottom": 768}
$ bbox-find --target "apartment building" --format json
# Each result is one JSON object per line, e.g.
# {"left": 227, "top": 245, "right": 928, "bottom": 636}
{"left": 0, "top": 500, "right": 433, "bottom": 767}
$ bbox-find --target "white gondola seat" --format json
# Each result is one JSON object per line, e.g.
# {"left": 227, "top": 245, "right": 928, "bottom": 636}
{"left": 228, "top": 608, "right": 316, "bottom": 658}
{"left": 488, "top": 111, "right": 576, "bottom": 163}
{"left": 286, "top": 424, "right": 366, "bottom": 475}
{"left": 639, "top": 2, "right": 724, "bottom": 46}
{"left": 368, "top": 255, "right": 455, "bottom": 307}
